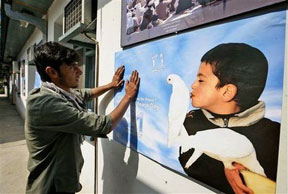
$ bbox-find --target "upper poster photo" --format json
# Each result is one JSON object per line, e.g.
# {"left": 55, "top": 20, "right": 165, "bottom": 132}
{"left": 121, "top": 0, "right": 285, "bottom": 46}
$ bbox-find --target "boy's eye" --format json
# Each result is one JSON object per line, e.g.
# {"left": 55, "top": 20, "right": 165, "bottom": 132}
{"left": 199, "top": 79, "right": 204, "bottom": 83}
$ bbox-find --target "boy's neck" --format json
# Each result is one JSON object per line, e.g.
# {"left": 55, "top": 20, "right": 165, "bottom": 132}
{"left": 209, "top": 111, "right": 240, "bottom": 118}
{"left": 205, "top": 103, "right": 240, "bottom": 115}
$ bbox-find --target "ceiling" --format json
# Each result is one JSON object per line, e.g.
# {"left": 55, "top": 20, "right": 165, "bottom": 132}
{"left": 0, "top": 0, "right": 54, "bottom": 80}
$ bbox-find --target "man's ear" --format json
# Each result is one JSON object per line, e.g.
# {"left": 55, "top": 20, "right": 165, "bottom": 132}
{"left": 222, "top": 84, "right": 237, "bottom": 102}
{"left": 45, "top": 66, "right": 58, "bottom": 80}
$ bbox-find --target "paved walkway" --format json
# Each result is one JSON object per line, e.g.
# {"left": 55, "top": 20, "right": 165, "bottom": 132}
{"left": 0, "top": 95, "right": 28, "bottom": 194}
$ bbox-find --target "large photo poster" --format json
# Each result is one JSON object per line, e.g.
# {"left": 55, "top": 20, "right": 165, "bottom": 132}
{"left": 115, "top": 8, "right": 285, "bottom": 193}
{"left": 121, "top": 0, "right": 285, "bottom": 46}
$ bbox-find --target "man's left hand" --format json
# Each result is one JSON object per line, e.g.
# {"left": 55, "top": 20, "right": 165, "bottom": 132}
{"left": 111, "top": 65, "right": 125, "bottom": 89}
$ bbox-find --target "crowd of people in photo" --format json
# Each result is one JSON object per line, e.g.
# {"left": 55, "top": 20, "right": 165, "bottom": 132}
{"left": 126, "top": 0, "right": 220, "bottom": 35}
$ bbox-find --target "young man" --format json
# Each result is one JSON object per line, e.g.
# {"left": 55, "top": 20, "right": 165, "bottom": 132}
{"left": 178, "top": 43, "right": 280, "bottom": 193}
{"left": 25, "top": 42, "right": 140, "bottom": 194}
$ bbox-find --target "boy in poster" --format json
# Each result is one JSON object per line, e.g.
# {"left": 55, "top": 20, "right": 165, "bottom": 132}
{"left": 178, "top": 43, "right": 280, "bottom": 193}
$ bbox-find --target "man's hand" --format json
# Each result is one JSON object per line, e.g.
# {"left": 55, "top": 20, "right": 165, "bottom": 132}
{"left": 224, "top": 163, "right": 254, "bottom": 194}
{"left": 110, "top": 65, "right": 125, "bottom": 89}
{"left": 125, "top": 70, "right": 140, "bottom": 99}
{"left": 109, "top": 70, "right": 140, "bottom": 130}
{"left": 91, "top": 66, "right": 125, "bottom": 98}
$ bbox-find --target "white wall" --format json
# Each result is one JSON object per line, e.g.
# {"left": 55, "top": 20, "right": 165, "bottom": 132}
{"left": 276, "top": 11, "right": 288, "bottom": 193}
{"left": 15, "top": 27, "right": 43, "bottom": 119}
{"left": 96, "top": 1, "right": 288, "bottom": 194}
{"left": 47, "top": 0, "right": 70, "bottom": 42}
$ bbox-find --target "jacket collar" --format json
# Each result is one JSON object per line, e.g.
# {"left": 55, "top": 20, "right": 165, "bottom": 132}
{"left": 41, "top": 82, "right": 86, "bottom": 111}
{"left": 201, "top": 101, "right": 265, "bottom": 127}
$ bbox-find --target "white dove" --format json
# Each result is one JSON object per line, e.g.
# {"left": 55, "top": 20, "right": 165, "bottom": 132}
{"left": 175, "top": 128, "right": 266, "bottom": 177}
{"left": 167, "top": 74, "right": 190, "bottom": 147}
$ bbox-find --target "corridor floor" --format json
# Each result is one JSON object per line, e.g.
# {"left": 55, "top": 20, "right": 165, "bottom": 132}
{"left": 0, "top": 95, "right": 28, "bottom": 194}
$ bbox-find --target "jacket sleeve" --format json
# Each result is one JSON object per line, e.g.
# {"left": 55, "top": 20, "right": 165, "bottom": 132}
{"left": 32, "top": 95, "right": 113, "bottom": 136}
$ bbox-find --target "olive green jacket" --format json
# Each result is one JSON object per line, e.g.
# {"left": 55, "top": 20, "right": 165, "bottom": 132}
{"left": 25, "top": 86, "right": 112, "bottom": 194}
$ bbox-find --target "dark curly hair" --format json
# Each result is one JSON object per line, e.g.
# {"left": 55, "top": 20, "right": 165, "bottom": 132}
{"left": 201, "top": 43, "right": 268, "bottom": 110}
{"left": 34, "top": 41, "right": 80, "bottom": 82}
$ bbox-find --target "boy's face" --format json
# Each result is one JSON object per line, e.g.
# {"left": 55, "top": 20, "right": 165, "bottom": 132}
{"left": 191, "top": 62, "right": 223, "bottom": 112}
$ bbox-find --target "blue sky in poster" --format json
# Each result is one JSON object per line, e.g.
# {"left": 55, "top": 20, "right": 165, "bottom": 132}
{"left": 114, "top": 10, "right": 286, "bottom": 173}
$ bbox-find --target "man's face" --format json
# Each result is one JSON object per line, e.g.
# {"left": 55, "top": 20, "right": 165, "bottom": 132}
{"left": 58, "top": 62, "right": 82, "bottom": 89}
{"left": 190, "top": 62, "right": 223, "bottom": 112}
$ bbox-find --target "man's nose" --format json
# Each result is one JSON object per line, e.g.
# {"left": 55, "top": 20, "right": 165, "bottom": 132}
{"left": 76, "top": 67, "right": 82, "bottom": 75}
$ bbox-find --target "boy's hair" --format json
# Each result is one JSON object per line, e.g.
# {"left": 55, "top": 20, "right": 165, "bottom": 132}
{"left": 201, "top": 43, "right": 268, "bottom": 110}
{"left": 34, "top": 41, "right": 80, "bottom": 82}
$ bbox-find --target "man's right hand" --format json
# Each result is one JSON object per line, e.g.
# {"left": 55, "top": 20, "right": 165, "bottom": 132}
{"left": 125, "top": 70, "right": 140, "bottom": 99}
{"left": 109, "top": 70, "right": 140, "bottom": 130}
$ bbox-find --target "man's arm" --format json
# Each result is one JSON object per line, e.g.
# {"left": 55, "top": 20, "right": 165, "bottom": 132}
{"left": 91, "top": 65, "right": 125, "bottom": 98}
{"left": 29, "top": 70, "right": 139, "bottom": 136}
{"left": 109, "top": 70, "right": 140, "bottom": 129}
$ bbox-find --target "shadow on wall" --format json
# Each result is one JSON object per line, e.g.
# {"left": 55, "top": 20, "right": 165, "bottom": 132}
{"left": 99, "top": 90, "right": 161, "bottom": 193}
